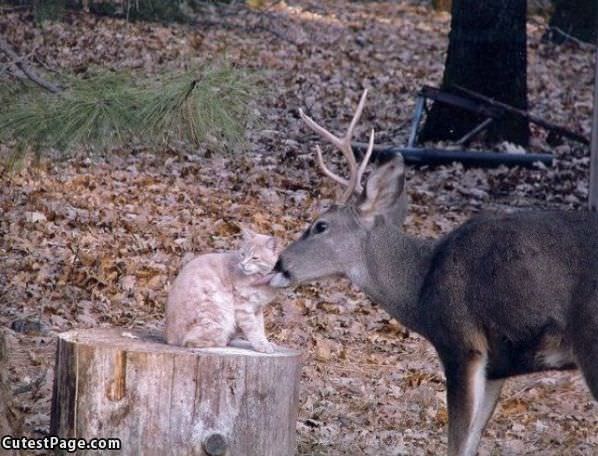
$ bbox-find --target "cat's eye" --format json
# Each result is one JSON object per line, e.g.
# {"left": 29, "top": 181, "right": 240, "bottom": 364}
{"left": 313, "top": 221, "right": 328, "bottom": 234}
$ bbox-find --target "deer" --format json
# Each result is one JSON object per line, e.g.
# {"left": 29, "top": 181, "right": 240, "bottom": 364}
{"left": 269, "top": 90, "right": 598, "bottom": 456}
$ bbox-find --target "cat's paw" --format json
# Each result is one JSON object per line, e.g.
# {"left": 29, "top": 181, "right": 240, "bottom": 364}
{"left": 253, "top": 342, "right": 274, "bottom": 354}
{"left": 183, "top": 339, "right": 209, "bottom": 348}
{"left": 229, "top": 338, "right": 251, "bottom": 349}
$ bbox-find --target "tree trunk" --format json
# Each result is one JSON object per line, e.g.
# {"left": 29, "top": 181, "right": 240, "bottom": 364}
{"left": 420, "top": 0, "right": 530, "bottom": 146}
{"left": 588, "top": 47, "right": 598, "bottom": 210}
{"left": 548, "top": 0, "right": 597, "bottom": 45}
{"left": 0, "top": 330, "right": 20, "bottom": 455}
{"left": 50, "top": 328, "right": 302, "bottom": 456}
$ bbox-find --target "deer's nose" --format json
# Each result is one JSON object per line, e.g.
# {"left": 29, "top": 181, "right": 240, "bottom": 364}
{"left": 273, "top": 258, "right": 291, "bottom": 278}
{"left": 273, "top": 258, "right": 284, "bottom": 272}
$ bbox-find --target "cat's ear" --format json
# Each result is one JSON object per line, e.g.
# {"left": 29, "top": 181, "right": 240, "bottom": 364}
{"left": 266, "top": 237, "right": 277, "bottom": 251}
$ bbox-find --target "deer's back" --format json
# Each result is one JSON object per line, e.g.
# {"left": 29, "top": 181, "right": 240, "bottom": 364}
{"left": 419, "top": 210, "right": 598, "bottom": 354}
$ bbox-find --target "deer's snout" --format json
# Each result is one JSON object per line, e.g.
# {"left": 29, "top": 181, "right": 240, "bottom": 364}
{"left": 273, "top": 257, "right": 291, "bottom": 279}
{"left": 273, "top": 258, "right": 289, "bottom": 273}
{"left": 270, "top": 258, "right": 291, "bottom": 288}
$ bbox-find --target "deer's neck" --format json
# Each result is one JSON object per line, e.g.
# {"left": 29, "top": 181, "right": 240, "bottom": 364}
{"left": 350, "top": 227, "right": 435, "bottom": 334}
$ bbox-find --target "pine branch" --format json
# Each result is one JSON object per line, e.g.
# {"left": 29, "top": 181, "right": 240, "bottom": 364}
{"left": 0, "top": 38, "right": 63, "bottom": 94}
{"left": 0, "top": 66, "right": 260, "bottom": 154}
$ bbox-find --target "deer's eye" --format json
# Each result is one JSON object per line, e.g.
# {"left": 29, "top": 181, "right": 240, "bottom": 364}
{"left": 313, "top": 221, "right": 328, "bottom": 234}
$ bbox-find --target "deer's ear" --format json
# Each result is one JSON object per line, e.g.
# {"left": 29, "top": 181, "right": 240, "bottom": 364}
{"left": 357, "top": 156, "right": 406, "bottom": 227}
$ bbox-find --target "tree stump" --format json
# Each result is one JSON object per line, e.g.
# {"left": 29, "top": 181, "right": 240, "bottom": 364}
{"left": 0, "top": 330, "right": 20, "bottom": 455}
{"left": 50, "top": 328, "right": 302, "bottom": 456}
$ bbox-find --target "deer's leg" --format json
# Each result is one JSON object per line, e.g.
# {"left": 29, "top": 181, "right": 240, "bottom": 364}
{"left": 444, "top": 351, "right": 490, "bottom": 456}
{"left": 577, "top": 348, "right": 598, "bottom": 401}
{"left": 570, "top": 295, "right": 598, "bottom": 400}
{"left": 235, "top": 307, "right": 273, "bottom": 354}
{"left": 468, "top": 378, "right": 504, "bottom": 445}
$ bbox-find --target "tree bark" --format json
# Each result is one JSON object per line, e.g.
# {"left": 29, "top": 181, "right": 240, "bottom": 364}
{"left": 548, "top": 0, "right": 597, "bottom": 45}
{"left": 50, "top": 328, "right": 302, "bottom": 456}
{"left": 589, "top": 47, "right": 598, "bottom": 211}
{"left": 420, "top": 0, "right": 530, "bottom": 146}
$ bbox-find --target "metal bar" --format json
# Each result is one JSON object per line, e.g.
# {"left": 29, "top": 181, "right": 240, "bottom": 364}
{"left": 456, "top": 118, "right": 494, "bottom": 145}
{"left": 454, "top": 85, "right": 590, "bottom": 145}
{"left": 352, "top": 143, "right": 553, "bottom": 169}
{"left": 421, "top": 85, "right": 503, "bottom": 118}
{"left": 407, "top": 96, "right": 425, "bottom": 148}
{"left": 589, "top": 43, "right": 598, "bottom": 211}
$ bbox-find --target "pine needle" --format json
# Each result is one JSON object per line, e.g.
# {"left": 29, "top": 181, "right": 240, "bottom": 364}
{"left": 0, "top": 66, "right": 260, "bottom": 154}
{"left": 137, "top": 66, "right": 258, "bottom": 149}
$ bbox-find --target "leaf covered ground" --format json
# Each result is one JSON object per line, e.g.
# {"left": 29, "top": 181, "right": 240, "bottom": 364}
{"left": 1, "top": 1, "right": 597, "bottom": 454}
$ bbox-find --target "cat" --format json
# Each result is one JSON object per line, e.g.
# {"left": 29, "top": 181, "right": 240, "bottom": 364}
{"left": 165, "top": 227, "right": 279, "bottom": 353}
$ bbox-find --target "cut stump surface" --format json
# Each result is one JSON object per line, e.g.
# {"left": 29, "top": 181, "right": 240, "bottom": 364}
{"left": 50, "top": 328, "right": 302, "bottom": 456}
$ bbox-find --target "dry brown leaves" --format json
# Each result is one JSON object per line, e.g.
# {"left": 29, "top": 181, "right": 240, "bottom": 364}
{"left": 0, "top": 1, "right": 596, "bottom": 455}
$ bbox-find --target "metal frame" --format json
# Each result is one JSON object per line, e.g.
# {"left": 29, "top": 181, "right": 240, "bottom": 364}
{"left": 354, "top": 85, "right": 591, "bottom": 169}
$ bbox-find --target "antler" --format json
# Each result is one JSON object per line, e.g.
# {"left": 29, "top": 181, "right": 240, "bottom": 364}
{"left": 299, "top": 89, "right": 375, "bottom": 202}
